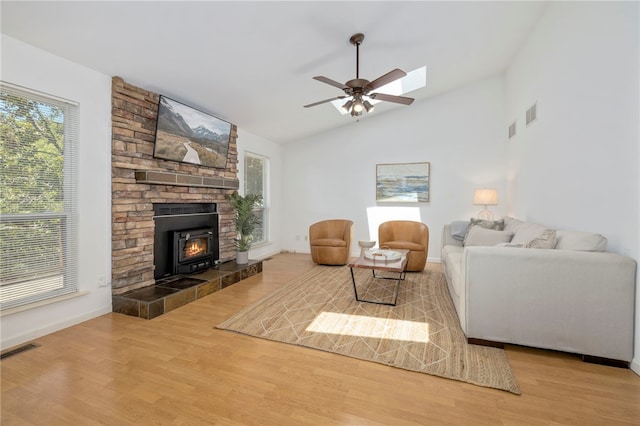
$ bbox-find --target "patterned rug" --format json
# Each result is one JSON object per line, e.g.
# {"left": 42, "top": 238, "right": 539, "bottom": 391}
{"left": 217, "top": 264, "right": 521, "bottom": 394}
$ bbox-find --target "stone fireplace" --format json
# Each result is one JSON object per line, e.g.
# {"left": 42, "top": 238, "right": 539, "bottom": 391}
{"left": 111, "top": 77, "right": 241, "bottom": 296}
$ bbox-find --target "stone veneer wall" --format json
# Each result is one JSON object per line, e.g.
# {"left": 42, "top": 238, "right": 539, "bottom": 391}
{"left": 111, "top": 77, "right": 239, "bottom": 295}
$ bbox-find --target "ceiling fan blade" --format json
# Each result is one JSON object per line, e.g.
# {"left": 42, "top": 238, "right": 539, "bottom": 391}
{"left": 369, "top": 93, "right": 414, "bottom": 105}
{"left": 303, "top": 96, "right": 347, "bottom": 108}
{"left": 365, "top": 69, "right": 407, "bottom": 91}
{"left": 313, "top": 76, "right": 349, "bottom": 90}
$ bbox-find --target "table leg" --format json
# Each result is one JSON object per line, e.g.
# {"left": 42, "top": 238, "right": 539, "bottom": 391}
{"left": 351, "top": 268, "right": 405, "bottom": 306}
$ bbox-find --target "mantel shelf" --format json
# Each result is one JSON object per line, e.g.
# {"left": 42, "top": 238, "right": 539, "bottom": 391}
{"left": 135, "top": 170, "right": 239, "bottom": 190}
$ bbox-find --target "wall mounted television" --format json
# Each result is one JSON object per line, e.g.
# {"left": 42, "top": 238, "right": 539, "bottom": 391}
{"left": 153, "top": 95, "right": 231, "bottom": 169}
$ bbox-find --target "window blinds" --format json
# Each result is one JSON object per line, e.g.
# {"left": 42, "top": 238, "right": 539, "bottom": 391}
{"left": 0, "top": 82, "right": 79, "bottom": 310}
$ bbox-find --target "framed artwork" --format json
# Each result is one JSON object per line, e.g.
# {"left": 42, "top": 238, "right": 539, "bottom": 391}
{"left": 153, "top": 95, "right": 232, "bottom": 169}
{"left": 376, "top": 162, "right": 430, "bottom": 202}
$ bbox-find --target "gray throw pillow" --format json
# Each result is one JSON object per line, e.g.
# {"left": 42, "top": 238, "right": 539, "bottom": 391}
{"left": 463, "top": 218, "right": 505, "bottom": 245}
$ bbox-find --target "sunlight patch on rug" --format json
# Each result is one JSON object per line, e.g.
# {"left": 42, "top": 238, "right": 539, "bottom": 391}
{"left": 306, "top": 312, "right": 430, "bottom": 343}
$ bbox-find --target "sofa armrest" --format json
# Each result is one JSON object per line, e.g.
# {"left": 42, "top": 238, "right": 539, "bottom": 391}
{"left": 463, "top": 247, "right": 636, "bottom": 361}
{"left": 442, "top": 224, "right": 463, "bottom": 249}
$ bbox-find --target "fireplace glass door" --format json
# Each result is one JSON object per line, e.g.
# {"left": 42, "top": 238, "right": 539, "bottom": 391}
{"left": 173, "top": 228, "right": 214, "bottom": 274}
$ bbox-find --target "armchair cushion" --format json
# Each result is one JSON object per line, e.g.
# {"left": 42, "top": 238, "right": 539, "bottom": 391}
{"left": 378, "top": 220, "right": 429, "bottom": 271}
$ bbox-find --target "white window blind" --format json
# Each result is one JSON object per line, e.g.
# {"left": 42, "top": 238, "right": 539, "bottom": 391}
{"left": 244, "top": 152, "right": 268, "bottom": 245}
{"left": 0, "top": 82, "right": 79, "bottom": 310}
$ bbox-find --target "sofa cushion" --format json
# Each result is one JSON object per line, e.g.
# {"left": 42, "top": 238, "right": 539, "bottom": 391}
{"left": 495, "top": 242, "right": 524, "bottom": 248}
{"left": 464, "top": 226, "right": 514, "bottom": 247}
{"left": 555, "top": 230, "right": 607, "bottom": 252}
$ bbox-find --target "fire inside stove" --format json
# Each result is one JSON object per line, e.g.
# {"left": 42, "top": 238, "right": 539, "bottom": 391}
{"left": 173, "top": 228, "right": 214, "bottom": 274}
{"left": 184, "top": 239, "right": 207, "bottom": 259}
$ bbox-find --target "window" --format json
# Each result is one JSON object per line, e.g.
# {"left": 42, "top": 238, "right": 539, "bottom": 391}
{"left": 0, "top": 83, "right": 79, "bottom": 310}
{"left": 244, "top": 152, "right": 268, "bottom": 245}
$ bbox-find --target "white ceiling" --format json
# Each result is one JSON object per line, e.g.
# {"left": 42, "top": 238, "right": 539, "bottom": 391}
{"left": 1, "top": 1, "right": 547, "bottom": 144}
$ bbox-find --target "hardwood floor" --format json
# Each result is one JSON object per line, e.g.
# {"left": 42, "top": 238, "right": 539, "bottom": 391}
{"left": 2, "top": 252, "right": 639, "bottom": 425}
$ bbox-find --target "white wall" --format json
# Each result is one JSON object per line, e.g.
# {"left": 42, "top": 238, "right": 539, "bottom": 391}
{"left": 0, "top": 36, "right": 113, "bottom": 349}
{"left": 282, "top": 76, "right": 508, "bottom": 260}
{"left": 236, "top": 128, "right": 284, "bottom": 260}
{"left": 504, "top": 2, "right": 639, "bottom": 373}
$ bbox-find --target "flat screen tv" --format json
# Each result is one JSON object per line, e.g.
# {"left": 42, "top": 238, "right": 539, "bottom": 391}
{"left": 153, "top": 95, "right": 231, "bottom": 169}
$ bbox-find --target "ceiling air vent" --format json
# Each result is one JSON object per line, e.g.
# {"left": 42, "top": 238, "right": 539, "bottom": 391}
{"left": 508, "top": 122, "right": 516, "bottom": 139}
{"left": 526, "top": 103, "right": 537, "bottom": 126}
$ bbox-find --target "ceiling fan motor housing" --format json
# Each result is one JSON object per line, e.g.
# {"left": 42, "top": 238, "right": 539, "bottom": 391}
{"left": 345, "top": 79, "right": 370, "bottom": 95}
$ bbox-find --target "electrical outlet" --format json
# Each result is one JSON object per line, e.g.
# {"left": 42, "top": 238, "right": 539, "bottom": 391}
{"left": 98, "top": 276, "right": 110, "bottom": 288}
{"left": 304, "top": 235, "right": 308, "bottom": 241}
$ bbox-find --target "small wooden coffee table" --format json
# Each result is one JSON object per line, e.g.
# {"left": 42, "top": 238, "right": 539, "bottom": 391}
{"left": 347, "top": 249, "right": 409, "bottom": 306}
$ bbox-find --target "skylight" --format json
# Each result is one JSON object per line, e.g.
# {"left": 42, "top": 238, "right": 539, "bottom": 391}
{"left": 331, "top": 66, "right": 427, "bottom": 114}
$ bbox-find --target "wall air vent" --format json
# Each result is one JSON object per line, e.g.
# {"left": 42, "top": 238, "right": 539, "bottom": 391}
{"left": 526, "top": 103, "right": 537, "bottom": 126}
{"left": 508, "top": 121, "right": 516, "bottom": 139}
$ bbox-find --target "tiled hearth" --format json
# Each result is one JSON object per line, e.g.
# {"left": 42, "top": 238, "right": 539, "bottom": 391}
{"left": 113, "top": 260, "right": 262, "bottom": 319}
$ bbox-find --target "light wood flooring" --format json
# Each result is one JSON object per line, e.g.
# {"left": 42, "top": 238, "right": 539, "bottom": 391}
{"left": 2, "top": 253, "right": 639, "bottom": 425}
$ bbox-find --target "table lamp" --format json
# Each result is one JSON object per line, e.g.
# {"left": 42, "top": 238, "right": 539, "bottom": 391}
{"left": 473, "top": 188, "right": 498, "bottom": 220}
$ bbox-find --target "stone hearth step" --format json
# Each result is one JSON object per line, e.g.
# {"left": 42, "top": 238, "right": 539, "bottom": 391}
{"left": 112, "top": 260, "right": 262, "bottom": 319}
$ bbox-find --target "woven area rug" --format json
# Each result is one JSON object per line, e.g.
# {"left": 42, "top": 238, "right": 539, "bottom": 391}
{"left": 217, "top": 265, "right": 521, "bottom": 394}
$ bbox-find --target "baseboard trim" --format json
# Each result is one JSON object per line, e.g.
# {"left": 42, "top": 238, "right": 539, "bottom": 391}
{"left": 467, "top": 338, "right": 504, "bottom": 349}
{"left": 582, "top": 354, "right": 630, "bottom": 369}
{"left": 1, "top": 305, "right": 112, "bottom": 350}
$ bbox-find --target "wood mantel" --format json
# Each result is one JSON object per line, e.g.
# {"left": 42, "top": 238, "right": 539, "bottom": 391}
{"left": 134, "top": 170, "right": 239, "bottom": 189}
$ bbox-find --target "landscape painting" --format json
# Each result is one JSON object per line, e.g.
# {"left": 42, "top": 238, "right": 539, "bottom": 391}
{"left": 153, "top": 95, "right": 231, "bottom": 169}
{"left": 376, "top": 162, "right": 430, "bottom": 202}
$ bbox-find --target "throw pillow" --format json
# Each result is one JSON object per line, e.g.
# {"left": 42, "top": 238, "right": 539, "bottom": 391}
{"left": 450, "top": 220, "right": 470, "bottom": 241}
{"left": 469, "top": 218, "right": 505, "bottom": 231}
{"left": 463, "top": 218, "right": 505, "bottom": 245}
{"left": 464, "top": 226, "right": 514, "bottom": 247}
{"left": 555, "top": 230, "right": 607, "bottom": 252}
{"left": 526, "top": 229, "right": 557, "bottom": 249}
{"left": 503, "top": 216, "right": 524, "bottom": 234}
{"left": 510, "top": 222, "right": 549, "bottom": 246}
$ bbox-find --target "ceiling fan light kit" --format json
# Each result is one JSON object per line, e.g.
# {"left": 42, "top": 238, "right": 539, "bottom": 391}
{"left": 304, "top": 33, "right": 414, "bottom": 118}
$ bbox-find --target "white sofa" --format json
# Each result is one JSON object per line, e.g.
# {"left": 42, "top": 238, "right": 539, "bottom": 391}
{"left": 441, "top": 217, "right": 636, "bottom": 365}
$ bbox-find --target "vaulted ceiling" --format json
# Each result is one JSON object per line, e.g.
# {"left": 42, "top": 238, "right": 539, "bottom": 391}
{"left": 1, "top": 1, "right": 547, "bottom": 144}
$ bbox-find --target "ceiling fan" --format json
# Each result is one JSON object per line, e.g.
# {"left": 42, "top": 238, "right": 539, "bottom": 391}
{"left": 303, "top": 33, "right": 415, "bottom": 117}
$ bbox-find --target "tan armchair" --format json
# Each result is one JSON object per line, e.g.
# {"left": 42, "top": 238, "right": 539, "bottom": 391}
{"left": 378, "top": 221, "right": 429, "bottom": 271}
{"left": 309, "top": 219, "right": 354, "bottom": 265}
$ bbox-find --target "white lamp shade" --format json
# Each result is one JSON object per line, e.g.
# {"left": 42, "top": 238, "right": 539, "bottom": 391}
{"left": 473, "top": 188, "right": 498, "bottom": 205}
